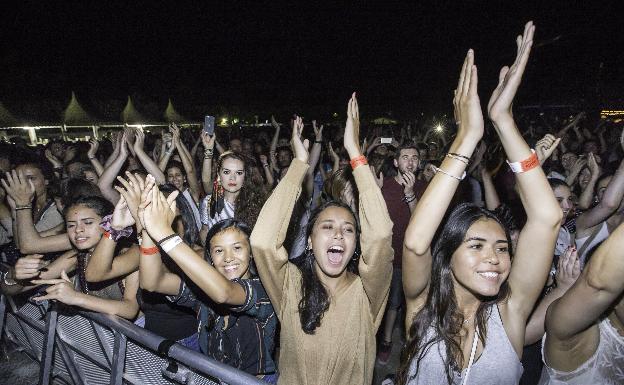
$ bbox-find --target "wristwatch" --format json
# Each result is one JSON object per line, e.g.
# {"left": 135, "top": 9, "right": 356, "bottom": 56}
{"left": 2, "top": 270, "right": 17, "bottom": 286}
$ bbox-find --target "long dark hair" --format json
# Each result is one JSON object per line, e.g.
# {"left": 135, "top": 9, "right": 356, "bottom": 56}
{"left": 203, "top": 218, "right": 256, "bottom": 277}
{"left": 210, "top": 151, "right": 266, "bottom": 228}
{"left": 294, "top": 200, "right": 361, "bottom": 334}
{"left": 159, "top": 183, "right": 199, "bottom": 245}
{"left": 63, "top": 196, "right": 116, "bottom": 295}
{"left": 397, "top": 203, "right": 512, "bottom": 385}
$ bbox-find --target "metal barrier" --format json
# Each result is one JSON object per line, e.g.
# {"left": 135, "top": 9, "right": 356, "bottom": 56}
{"left": 0, "top": 293, "right": 266, "bottom": 385}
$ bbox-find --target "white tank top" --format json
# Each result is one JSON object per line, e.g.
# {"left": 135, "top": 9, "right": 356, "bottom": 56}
{"left": 574, "top": 221, "right": 610, "bottom": 267}
{"left": 539, "top": 317, "right": 624, "bottom": 384}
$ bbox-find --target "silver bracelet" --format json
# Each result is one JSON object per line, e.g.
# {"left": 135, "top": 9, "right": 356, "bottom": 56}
{"left": 433, "top": 166, "right": 466, "bottom": 181}
{"left": 2, "top": 270, "right": 17, "bottom": 286}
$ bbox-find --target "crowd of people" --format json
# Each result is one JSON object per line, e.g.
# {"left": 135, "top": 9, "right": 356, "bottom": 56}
{"left": 1, "top": 22, "right": 622, "bottom": 385}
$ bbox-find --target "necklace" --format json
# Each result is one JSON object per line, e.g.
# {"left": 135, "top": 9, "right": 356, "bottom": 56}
{"left": 463, "top": 314, "right": 475, "bottom": 325}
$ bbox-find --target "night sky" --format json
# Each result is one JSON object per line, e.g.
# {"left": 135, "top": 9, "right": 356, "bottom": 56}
{"left": 1, "top": 1, "right": 621, "bottom": 120}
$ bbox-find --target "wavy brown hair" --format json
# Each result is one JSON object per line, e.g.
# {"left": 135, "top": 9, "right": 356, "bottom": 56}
{"left": 209, "top": 151, "right": 267, "bottom": 229}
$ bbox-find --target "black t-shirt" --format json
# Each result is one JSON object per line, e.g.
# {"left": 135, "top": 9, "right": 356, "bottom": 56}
{"left": 137, "top": 289, "right": 198, "bottom": 341}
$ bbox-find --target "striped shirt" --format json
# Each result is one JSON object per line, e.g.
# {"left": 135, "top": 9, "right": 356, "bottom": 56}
{"left": 199, "top": 195, "right": 235, "bottom": 231}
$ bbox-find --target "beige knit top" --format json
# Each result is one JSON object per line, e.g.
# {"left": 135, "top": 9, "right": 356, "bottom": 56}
{"left": 251, "top": 159, "right": 394, "bottom": 385}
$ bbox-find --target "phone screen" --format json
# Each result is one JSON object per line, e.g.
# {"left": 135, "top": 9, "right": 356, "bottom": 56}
{"left": 204, "top": 116, "right": 215, "bottom": 135}
{"left": 380, "top": 137, "right": 392, "bottom": 144}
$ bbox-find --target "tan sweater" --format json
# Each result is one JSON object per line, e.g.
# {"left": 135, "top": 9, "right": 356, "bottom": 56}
{"left": 251, "top": 159, "right": 393, "bottom": 385}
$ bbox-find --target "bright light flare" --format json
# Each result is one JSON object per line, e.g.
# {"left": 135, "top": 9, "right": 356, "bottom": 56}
{"left": 435, "top": 124, "right": 444, "bottom": 133}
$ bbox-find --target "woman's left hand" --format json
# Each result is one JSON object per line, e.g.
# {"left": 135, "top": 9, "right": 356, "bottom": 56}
{"left": 343, "top": 92, "right": 361, "bottom": 157}
{"left": 33, "top": 270, "right": 83, "bottom": 306}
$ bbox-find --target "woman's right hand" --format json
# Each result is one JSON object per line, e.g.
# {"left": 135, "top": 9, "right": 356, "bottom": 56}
{"left": 555, "top": 247, "right": 581, "bottom": 291}
{"left": 201, "top": 131, "right": 216, "bottom": 150}
{"left": 587, "top": 152, "right": 601, "bottom": 177}
{"left": 453, "top": 49, "right": 484, "bottom": 145}
{"left": 291, "top": 115, "right": 310, "bottom": 164}
{"left": 1, "top": 170, "right": 35, "bottom": 206}
{"left": 343, "top": 92, "right": 362, "bottom": 158}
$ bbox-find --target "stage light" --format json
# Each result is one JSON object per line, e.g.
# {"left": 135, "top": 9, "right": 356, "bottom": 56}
{"left": 435, "top": 124, "right": 444, "bottom": 133}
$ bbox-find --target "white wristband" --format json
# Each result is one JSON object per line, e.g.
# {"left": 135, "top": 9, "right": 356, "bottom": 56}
{"left": 160, "top": 236, "right": 183, "bottom": 253}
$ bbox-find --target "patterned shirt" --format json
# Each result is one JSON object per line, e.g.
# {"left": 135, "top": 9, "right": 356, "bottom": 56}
{"left": 169, "top": 277, "right": 277, "bottom": 375}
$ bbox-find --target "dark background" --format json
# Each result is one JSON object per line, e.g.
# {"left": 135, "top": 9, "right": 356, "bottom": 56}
{"left": 1, "top": 1, "right": 621, "bottom": 121}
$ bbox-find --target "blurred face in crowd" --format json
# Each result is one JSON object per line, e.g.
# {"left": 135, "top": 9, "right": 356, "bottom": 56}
{"left": 423, "top": 163, "right": 436, "bottom": 182}
{"left": 65, "top": 204, "right": 104, "bottom": 251}
{"left": 277, "top": 138, "right": 290, "bottom": 147}
{"left": 394, "top": 148, "right": 419, "bottom": 174}
{"left": 560, "top": 152, "right": 577, "bottom": 172}
{"left": 83, "top": 170, "right": 99, "bottom": 185}
{"left": 254, "top": 143, "right": 264, "bottom": 155}
{"left": 578, "top": 167, "right": 592, "bottom": 191}
{"left": 374, "top": 144, "right": 389, "bottom": 157}
{"left": 553, "top": 184, "right": 573, "bottom": 225}
{"left": 308, "top": 205, "right": 357, "bottom": 279}
{"left": 229, "top": 139, "right": 243, "bottom": 153}
{"left": 166, "top": 166, "right": 186, "bottom": 191}
{"left": 277, "top": 148, "right": 293, "bottom": 168}
{"left": 451, "top": 218, "right": 511, "bottom": 298}
{"left": 209, "top": 227, "right": 252, "bottom": 280}
{"left": 66, "top": 162, "right": 85, "bottom": 179}
{"left": 219, "top": 157, "right": 245, "bottom": 194}
{"left": 242, "top": 139, "right": 253, "bottom": 154}
{"left": 15, "top": 164, "right": 48, "bottom": 199}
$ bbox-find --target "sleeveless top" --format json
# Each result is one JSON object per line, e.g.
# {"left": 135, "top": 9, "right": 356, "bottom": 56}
{"left": 539, "top": 317, "right": 624, "bottom": 385}
{"left": 574, "top": 221, "right": 610, "bottom": 267}
{"left": 182, "top": 188, "right": 202, "bottom": 230}
{"left": 407, "top": 305, "right": 523, "bottom": 385}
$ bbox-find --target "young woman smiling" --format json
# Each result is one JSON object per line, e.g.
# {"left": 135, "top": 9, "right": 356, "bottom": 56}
{"left": 398, "top": 23, "right": 562, "bottom": 384}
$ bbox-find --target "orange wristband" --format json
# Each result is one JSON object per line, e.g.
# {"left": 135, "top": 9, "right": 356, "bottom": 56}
{"left": 103, "top": 231, "right": 112, "bottom": 240}
{"left": 350, "top": 155, "right": 368, "bottom": 170}
{"left": 506, "top": 149, "right": 539, "bottom": 173}
{"left": 140, "top": 246, "right": 159, "bottom": 255}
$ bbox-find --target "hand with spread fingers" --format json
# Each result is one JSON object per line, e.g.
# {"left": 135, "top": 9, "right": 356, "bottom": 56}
{"left": 88, "top": 139, "right": 99, "bottom": 159}
{"left": 1, "top": 170, "right": 35, "bottom": 207}
{"left": 32, "top": 270, "right": 83, "bottom": 306}
{"left": 535, "top": 134, "right": 562, "bottom": 165}
{"left": 114, "top": 171, "right": 150, "bottom": 231}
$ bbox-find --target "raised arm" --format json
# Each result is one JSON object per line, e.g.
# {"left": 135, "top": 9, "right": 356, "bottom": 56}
{"left": 250, "top": 116, "right": 310, "bottom": 316}
{"left": 2, "top": 170, "right": 71, "bottom": 254}
{"left": 576, "top": 156, "right": 624, "bottom": 233}
{"left": 548, "top": 219, "right": 624, "bottom": 335}
{"left": 344, "top": 94, "right": 393, "bottom": 325}
{"left": 487, "top": 22, "right": 561, "bottom": 321}
{"left": 200, "top": 131, "right": 216, "bottom": 194}
{"left": 304, "top": 121, "right": 323, "bottom": 198}
{"left": 133, "top": 128, "right": 166, "bottom": 184}
{"left": 98, "top": 132, "right": 130, "bottom": 204}
{"left": 87, "top": 139, "right": 105, "bottom": 176}
{"left": 104, "top": 132, "right": 122, "bottom": 169}
{"left": 480, "top": 166, "right": 501, "bottom": 210}
{"left": 172, "top": 124, "right": 202, "bottom": 200}
{"left": 403, "top": 50, "right": 483, "bottom": 316}
{"left": 269, "top": 116, "right": 281, "bottom": 173}
{"left": 576, "top": 152, "right": 600, "bottom": 211}
{"left": 141, "top": 187, "right": 247, "bottom": 305}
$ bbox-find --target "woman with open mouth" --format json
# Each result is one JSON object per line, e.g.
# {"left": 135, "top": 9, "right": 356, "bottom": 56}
{"left": 250, "top": 94, "right": 394, "bottom": 385}
{"left": 2, "top": 195, "right": 140, "bottom": 321}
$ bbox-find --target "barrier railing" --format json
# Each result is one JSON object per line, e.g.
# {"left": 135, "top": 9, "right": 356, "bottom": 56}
{"left": 0, "top": 292, "right": 266, "bottom": 385}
